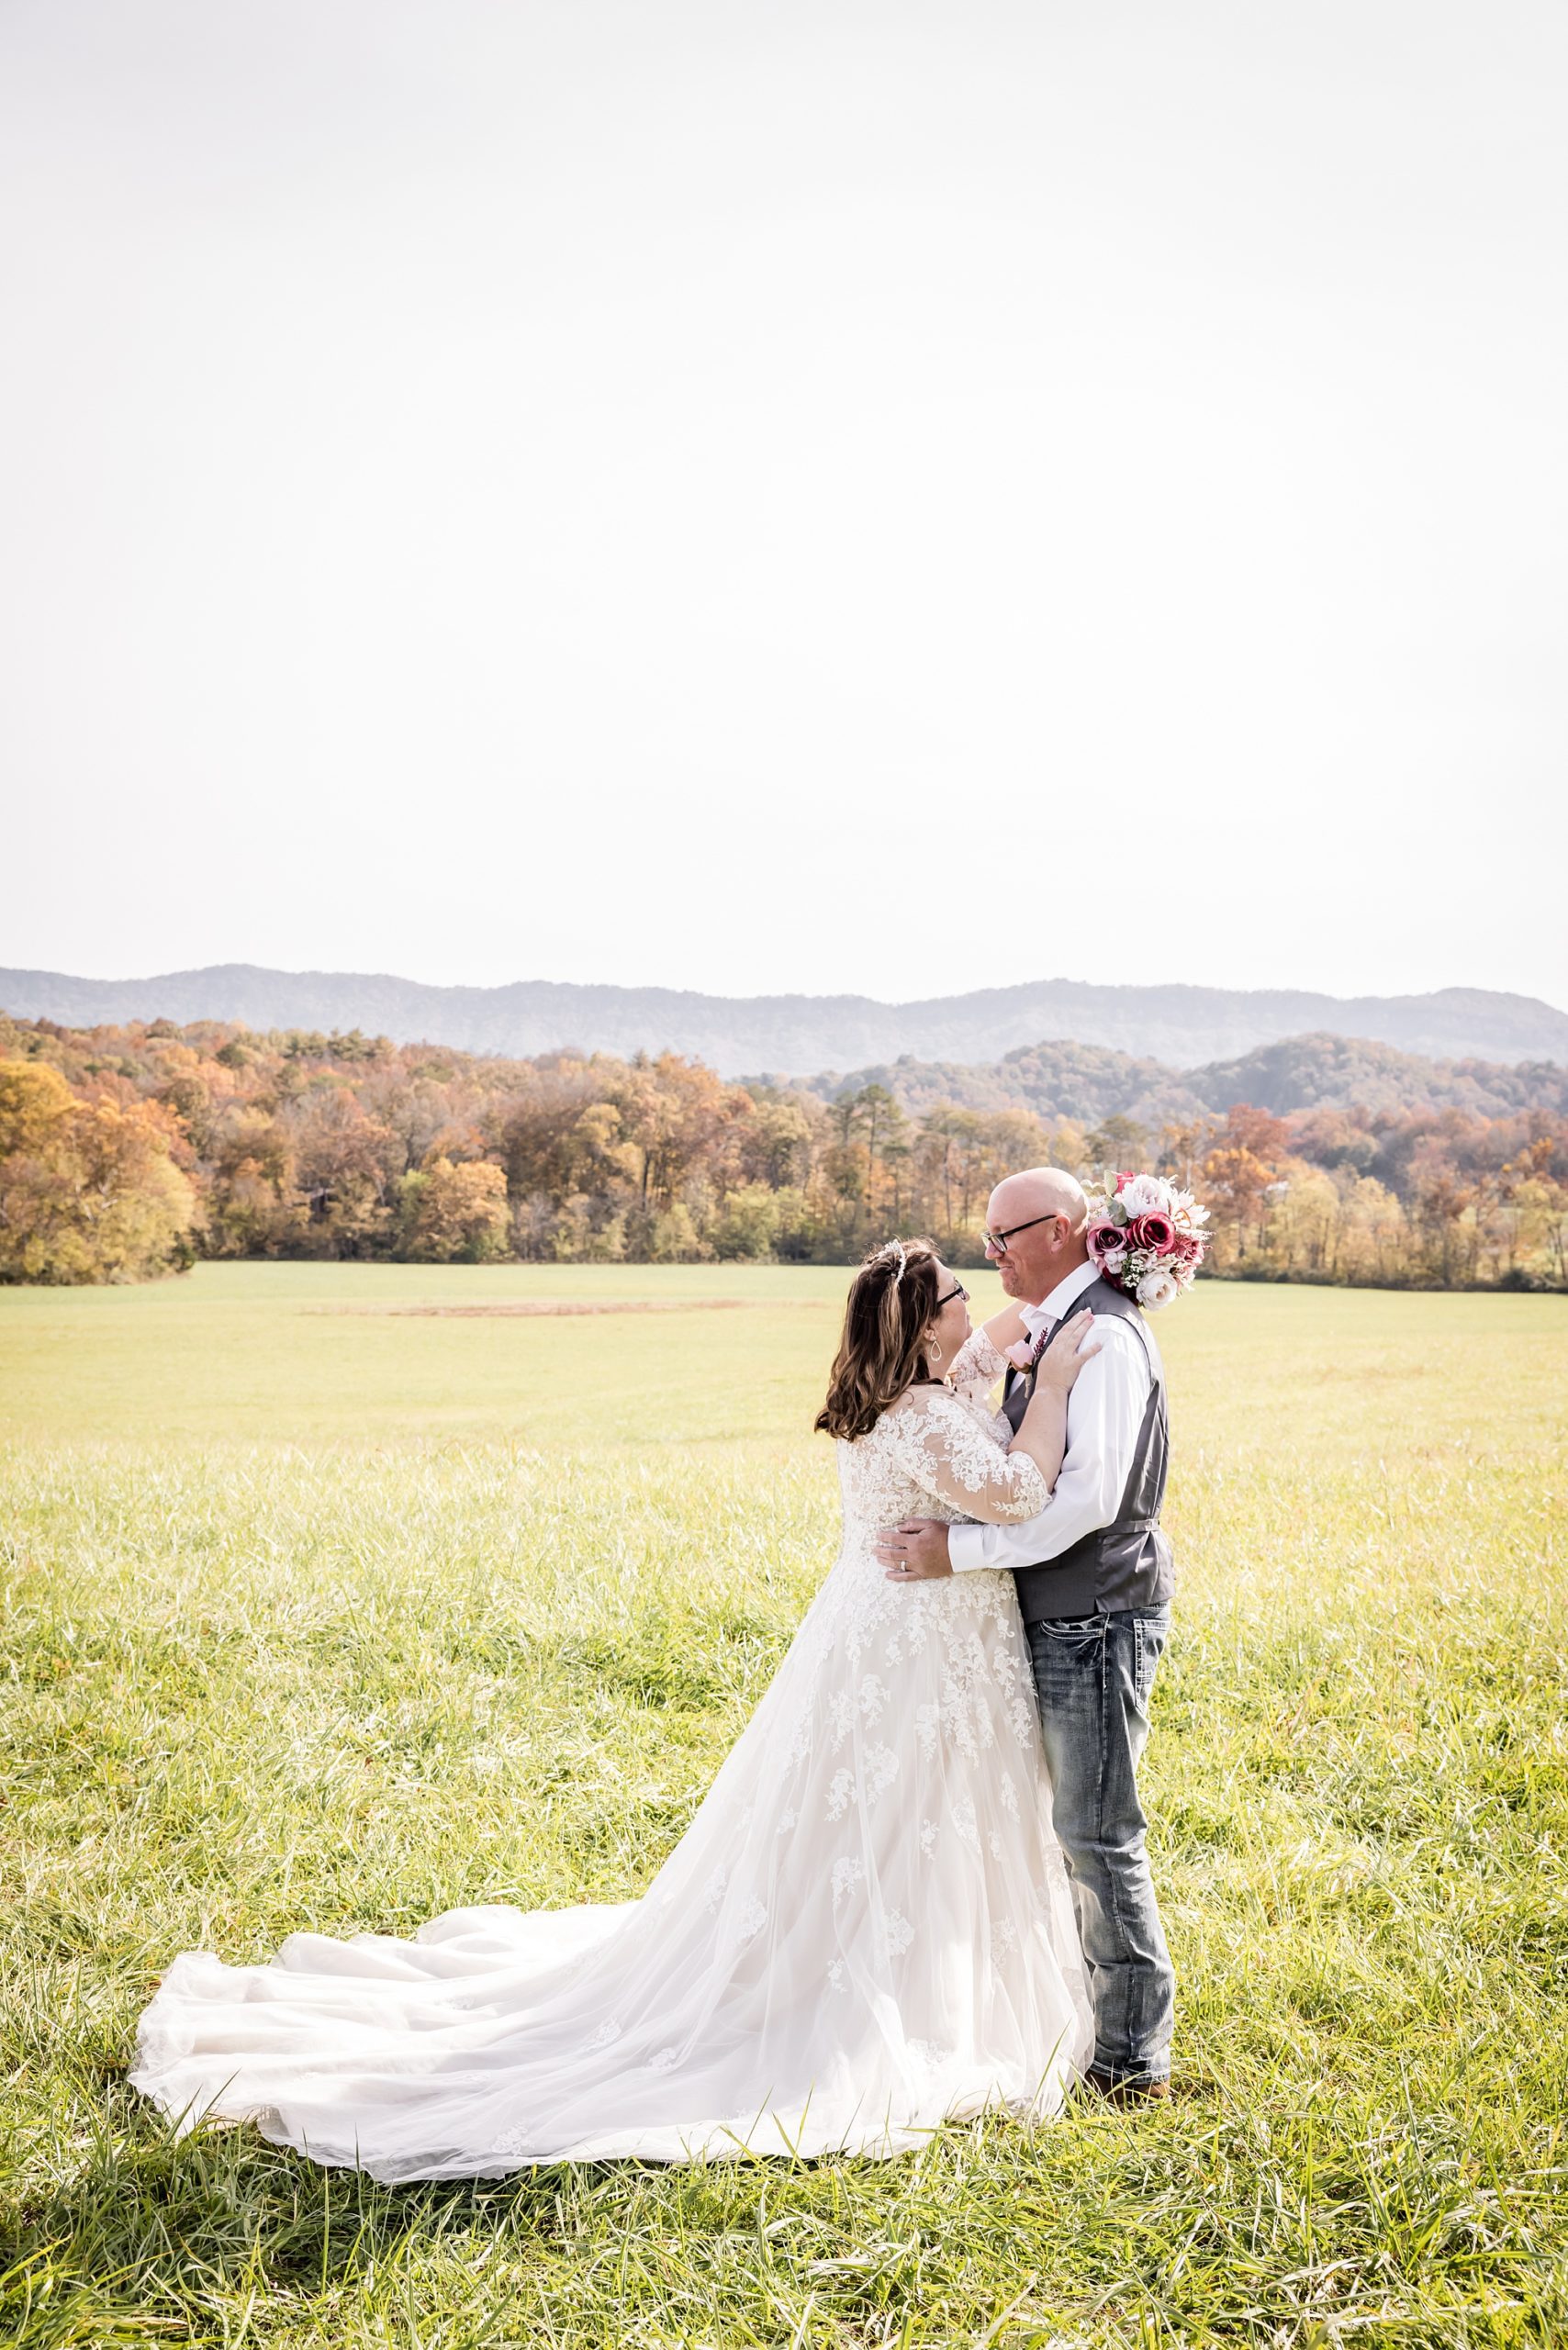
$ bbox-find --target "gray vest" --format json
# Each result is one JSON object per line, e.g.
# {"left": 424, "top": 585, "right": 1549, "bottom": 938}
{"left": 1002, "top": 1274, "right": 1172, "bottom": 1623}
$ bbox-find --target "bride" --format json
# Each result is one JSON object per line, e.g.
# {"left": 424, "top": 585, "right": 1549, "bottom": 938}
{"left": 129, "top": 1241, "right": 1101, "bottom": 2177}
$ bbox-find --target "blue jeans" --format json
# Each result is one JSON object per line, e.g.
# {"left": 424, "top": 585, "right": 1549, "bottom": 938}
{"left": 1026, "top": 1606, "right": 1174, "bottom": 2085}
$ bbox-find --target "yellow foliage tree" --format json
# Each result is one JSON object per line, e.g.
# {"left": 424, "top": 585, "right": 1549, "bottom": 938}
{"left": 0, "top": 1059, "right": 199, "bottom": 1283}
{"left": 401, "top": 1157, "right": 510, "bottom": 1262}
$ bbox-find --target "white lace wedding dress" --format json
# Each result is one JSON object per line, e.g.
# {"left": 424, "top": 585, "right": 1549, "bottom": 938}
{"left": 129, "top": 1331, "right": 1092, "bottom": 2177}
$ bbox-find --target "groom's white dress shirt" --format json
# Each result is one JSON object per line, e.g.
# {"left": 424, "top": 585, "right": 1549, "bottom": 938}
{"left": 947, "top": 1258, "right": 1153, "bottom": 1579}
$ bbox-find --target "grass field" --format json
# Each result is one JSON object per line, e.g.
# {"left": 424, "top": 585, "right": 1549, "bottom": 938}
{"left": 2, "top": 1264, "right": 1565, "bottom": 2348}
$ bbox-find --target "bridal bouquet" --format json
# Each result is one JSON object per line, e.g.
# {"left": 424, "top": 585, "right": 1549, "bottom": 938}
{"left": 1084, "top": 1170, "right": 1210, "bottom": 1311}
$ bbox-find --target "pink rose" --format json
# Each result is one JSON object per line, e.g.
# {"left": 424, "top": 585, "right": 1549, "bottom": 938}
{"left": 1172, "top": 1230, "right": 1205, "bottom": 1264}
{"left": 1086, "top": 1217, "right": 1123, "bottom": 1259}
{"left": 1130, "top": 1211, "right": 1175, "bottom": 1253}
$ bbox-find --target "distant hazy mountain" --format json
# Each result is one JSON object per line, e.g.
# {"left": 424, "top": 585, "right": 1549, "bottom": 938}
{"left": 3, "top": 962, "right": 1566, "bottom": 1077}
{"left": 795, "top": 1033, "right": 1568, "bottom": 1125}
{"left": 1179, "top": 1035, "right": 1568, "bottom": 1121}
{"left": 790, "top": 1041, "right": 1204, "bottom": 1125}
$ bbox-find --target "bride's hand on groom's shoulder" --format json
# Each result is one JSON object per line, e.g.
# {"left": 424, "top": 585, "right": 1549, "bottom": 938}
{"left": 1034, "top": 1307, "right": 1102, "bottom": 1394}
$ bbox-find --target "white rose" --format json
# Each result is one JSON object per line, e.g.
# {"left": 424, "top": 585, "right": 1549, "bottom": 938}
{"left": 1136, "top": 1267, "right": 1178, "bottom": 1311}
{"left": 1119, "top": 1174, "right": 1171, "bottom": 1220}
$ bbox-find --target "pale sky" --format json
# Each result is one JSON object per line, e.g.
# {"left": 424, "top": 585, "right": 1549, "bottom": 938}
{"left": 3, "top": 0, "right": 1566, "bottom": 1008}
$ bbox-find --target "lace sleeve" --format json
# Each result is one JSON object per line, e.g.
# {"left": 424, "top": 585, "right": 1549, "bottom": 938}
{"left": 882, "top": 1389, "right": 1052, "bottom": 1524}
{"left": 946, "top": 1327, "right": 1009, "bottom": 1403}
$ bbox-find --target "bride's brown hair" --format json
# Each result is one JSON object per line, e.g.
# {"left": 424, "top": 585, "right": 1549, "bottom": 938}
{"left": 814, "top": 1237, "right": 944, "bottom": 1442}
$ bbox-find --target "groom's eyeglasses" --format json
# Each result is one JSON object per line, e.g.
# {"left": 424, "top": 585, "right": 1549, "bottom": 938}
{"left": 934, "top": 1281, "right": 968, "bottom": 1307}
{"left": 982, "top": 1213, "right": 1064, "bottom": 1257}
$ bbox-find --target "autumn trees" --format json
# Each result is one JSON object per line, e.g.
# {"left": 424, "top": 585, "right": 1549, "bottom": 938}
{"left": 1, "top": 1013, "right": 1565, "bottom": 1287}
{"left": 401, "top": 1158, "right": 510, "bottom": 1261}
{"left": 0, "top": 1058, "right": 197, "bottom": 1282}
{"left": 1186, "top": 1100, "right": 1568, "bottom": 1289}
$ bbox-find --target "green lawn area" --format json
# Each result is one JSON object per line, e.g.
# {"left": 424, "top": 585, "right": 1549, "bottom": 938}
{"left": 2, "top": 1267, "right": 1565, "bottom": 2345}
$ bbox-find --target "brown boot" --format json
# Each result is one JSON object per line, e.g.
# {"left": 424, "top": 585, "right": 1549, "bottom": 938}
{"left": 1080, "top": 2067, "right": 1171, "bottom": 2107}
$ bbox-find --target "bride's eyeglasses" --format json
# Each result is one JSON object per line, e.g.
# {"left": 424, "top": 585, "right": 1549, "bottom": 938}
{"left": 934, "top": 1281, "right": 968, "bottom": 1307}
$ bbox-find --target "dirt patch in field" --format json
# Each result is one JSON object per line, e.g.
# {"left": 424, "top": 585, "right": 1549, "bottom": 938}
{"left": 307, "top": 1299, "right": 818, "bottom": 1319}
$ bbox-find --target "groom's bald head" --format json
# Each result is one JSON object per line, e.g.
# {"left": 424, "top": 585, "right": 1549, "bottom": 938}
{"left": 984, "top": 1167, "right": 1091, "bottom": 1303}
{"left": 992, "top": 1168, "right": 1088, "bottom": 1229}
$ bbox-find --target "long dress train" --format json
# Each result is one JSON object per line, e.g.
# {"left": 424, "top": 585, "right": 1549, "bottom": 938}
{"left": 129, "top": 1331, "right": 1092, "bottom": 2177}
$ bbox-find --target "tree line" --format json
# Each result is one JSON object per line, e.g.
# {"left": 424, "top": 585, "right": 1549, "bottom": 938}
{"left": 2, "top": 1014, "right": 1565, "bottom": 1289}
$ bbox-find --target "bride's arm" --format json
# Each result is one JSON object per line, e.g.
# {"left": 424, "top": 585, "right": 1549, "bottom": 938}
{"left": 980, "top": 1301, "right": 1030, "bottom": 1357}
{"left": 885, "top": 1392, "right": 1055, "bottom": 1523}
{"left": 945, "top": 1326, "right": 1006, "bottom": 1400}
{"left": 946, "top": 1303, "right": 1029, "bottom": 1401}
{"left": 889, "top": 1309, "right": 1103, "bottom": 1521}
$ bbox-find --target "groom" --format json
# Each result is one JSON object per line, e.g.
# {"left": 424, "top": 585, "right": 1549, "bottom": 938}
{"left": 875, "top": 1166, "right": 1176, "bottom": 2102}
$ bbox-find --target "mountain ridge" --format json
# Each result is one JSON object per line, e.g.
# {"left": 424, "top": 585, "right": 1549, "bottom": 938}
{"left": 3, "top": 962, "right": 1566, "bottom": 1076}
{"left": 789, "top": 1032, "right": 1568, "bottom": 1125}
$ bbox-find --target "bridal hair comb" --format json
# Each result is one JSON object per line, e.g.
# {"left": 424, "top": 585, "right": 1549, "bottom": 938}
{"left": 869, "top": 1238, "right": 907, "bottom": 1288}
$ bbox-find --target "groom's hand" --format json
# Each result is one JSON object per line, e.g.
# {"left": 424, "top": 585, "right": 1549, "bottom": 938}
{"left": 877, "top": 1519, "right": 953, "bottom": 1581}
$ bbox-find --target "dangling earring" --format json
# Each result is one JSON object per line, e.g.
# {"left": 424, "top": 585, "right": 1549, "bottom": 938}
{"left": 927, "top": 1335, "right": 944, "bottom": 1369}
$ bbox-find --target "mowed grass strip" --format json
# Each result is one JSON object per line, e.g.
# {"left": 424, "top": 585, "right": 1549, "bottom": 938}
{"left": 1, "top": 1270, "right": 1565, "bottom": 2346}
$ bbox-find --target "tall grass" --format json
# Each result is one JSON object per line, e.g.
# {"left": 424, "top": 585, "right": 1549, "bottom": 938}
{"left": 2, "top": 1269, "right": 1564, "bottom": 2344}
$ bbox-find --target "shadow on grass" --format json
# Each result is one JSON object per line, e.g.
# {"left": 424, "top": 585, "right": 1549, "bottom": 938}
{"left": 3, "top": 2076, "right": 835, "bottom": 2346}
